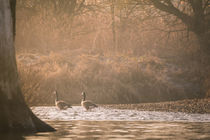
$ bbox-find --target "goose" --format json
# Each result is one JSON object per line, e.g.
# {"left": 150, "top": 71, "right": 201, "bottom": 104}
{"left": 53, "top": 90, "right": 72, "bottom": 110}
{"left": 81, "top": 92, "right": 98, "bottom": 110}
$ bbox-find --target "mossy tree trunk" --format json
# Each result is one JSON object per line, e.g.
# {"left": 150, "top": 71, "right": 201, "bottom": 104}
{"left": 0, "top": 0, "right": 55, "bottom": 132}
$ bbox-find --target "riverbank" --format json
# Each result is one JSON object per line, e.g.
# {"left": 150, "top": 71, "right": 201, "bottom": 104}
{"left": 102, "top": 98, "right": 210, "bottom": 114}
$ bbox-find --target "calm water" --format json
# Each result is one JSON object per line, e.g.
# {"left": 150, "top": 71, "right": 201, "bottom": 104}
{"left": 1, "top": 106, "right": 210, "bottom": 139}
{"left": 25, "top": 121, "right": 210, "bottom": 140}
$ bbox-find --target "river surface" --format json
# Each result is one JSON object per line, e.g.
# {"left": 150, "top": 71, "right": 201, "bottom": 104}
{"left": 2, "top": 106, "right": 210, "bottom": 139}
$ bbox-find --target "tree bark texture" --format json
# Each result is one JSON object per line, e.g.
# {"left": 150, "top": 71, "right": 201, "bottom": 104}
{"left": 0, "top": 0, "right": 55, "bottom": 132}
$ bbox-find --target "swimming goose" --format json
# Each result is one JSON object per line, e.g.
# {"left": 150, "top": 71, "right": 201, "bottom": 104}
{"left": 53, "top": 90, "right": 72, "bottom": 110}
{"left": 81, "top": 92, "right": 97, "bottom": 110}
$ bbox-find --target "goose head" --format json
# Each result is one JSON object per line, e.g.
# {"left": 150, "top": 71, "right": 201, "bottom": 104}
{"left": 53, "top": 90, "right": 57, "bottom": 95}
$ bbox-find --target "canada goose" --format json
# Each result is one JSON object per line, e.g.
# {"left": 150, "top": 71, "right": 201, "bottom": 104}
{"left": 81, "top": 92, "right": 97, "bottom": 110}
{"left": 53, "top": 91, "right": 72, "bottom": 110}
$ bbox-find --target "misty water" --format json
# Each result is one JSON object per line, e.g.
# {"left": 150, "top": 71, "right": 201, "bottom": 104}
{"left": 3, "top": 106, "right": 210, "bottom": 140}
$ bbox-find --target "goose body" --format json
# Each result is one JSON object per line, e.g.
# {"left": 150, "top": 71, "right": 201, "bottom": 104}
{"left": 53, "top": 91, "right": 72, "bottom": 110}
{"left": 81, "top": 92, "right": 97, "bottom": 110}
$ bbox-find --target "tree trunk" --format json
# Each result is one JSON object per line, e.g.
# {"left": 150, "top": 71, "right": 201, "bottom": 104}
{"left": 111, "top": 0, "right": 117, "bottom": 50}
{"left": 197, "top": 32, "right": 210, "bottom": 97}
{"left": 197, "top": 33, "right": 210, "bottom": 55}
{"left": 0, "top": 0, "right": 55, "bottom": 133}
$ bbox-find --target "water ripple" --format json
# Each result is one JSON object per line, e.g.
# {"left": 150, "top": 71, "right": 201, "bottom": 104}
{"left": 32, "top": 106, "right": 210, "bottom": 122}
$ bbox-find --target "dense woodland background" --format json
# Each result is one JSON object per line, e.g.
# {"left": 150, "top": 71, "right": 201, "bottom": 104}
{"left": 15, "top": 0, "right": 210, "bottom": 105}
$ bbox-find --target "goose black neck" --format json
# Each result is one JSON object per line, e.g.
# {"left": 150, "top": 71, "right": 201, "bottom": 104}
{"left": 55, "top": 91, "right": 58, "bottom": 101}
{"left": 83, "top": 93, "right": 86, "bottom": 101}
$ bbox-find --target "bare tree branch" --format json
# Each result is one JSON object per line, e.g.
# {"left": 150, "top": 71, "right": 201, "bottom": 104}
{"left": 150, "top": 0, "right": 193, "bottom": 29}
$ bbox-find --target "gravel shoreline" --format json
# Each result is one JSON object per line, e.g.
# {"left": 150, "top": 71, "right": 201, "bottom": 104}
{"left": 102, "top": 98, "right": 210, "bottom": 114}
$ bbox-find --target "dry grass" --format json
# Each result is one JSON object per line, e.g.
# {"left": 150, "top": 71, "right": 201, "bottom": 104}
{"left": 17, "top": 48, "right": 205, "bottom": 106}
